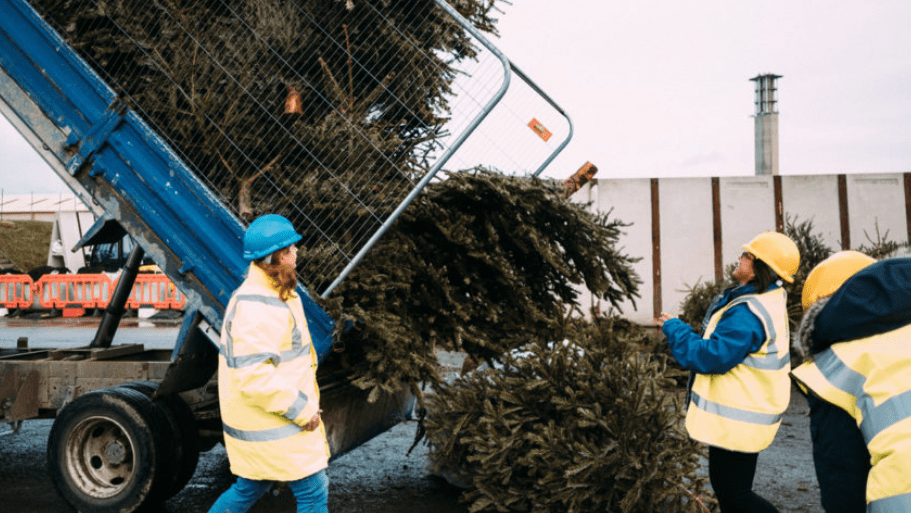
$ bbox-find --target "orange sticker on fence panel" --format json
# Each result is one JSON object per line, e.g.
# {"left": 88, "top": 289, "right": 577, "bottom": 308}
{"left": 528, "top": 118, "right": 552, "bottom": 142}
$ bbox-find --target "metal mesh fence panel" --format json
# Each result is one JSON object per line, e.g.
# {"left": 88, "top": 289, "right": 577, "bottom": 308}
{"left": 444, "top": 59, "right": 572, "bottom": 177}
{"left": 26, "top": 0, "right": 569, "bottom": 295}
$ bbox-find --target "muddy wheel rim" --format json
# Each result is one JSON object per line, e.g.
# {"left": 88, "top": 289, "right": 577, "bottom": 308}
{"left": 64, "top": 415, "right": 136, "bottom": 499}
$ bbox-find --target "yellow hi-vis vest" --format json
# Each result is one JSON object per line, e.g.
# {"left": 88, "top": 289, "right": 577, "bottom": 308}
{"left": 686, "top": 287, "right": 791, "bottom": 453}
{"left": 215, "top": 263, "right": 330, "bottom": 481}
{"left": 791, "top": 324, "right": 911, "bottom": 512}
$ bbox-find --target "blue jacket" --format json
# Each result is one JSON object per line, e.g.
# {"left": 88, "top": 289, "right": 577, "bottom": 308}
{"left": 662, "top": 283, "right": 775, "bottom": 374}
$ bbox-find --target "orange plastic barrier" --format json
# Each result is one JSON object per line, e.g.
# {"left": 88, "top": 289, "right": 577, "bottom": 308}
{"left": 36, "top": 274, "right": 113, "bottom": 309}
{"left": 0, "top": 274, "right": 34, "bottom": 308}
{"left": 3, "top": 273, "right": 185, "bottom": 312}
{"left": 113, "top": 273, "right": 186, "bottom": 310}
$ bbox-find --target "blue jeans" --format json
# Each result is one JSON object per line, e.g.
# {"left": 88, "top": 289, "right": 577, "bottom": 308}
{"left": 208, "top": 469, "right": 329, "bottom": 513}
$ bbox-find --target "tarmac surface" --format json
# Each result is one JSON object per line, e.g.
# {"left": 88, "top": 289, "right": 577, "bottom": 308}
{"left": 0, "top": 417, "right": 466, "bottom": 513}
{"left": 0, "top": 316, "right": 825, "bottom": 512}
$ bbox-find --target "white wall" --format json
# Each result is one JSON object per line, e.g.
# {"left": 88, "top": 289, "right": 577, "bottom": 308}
{"left": 659, "top": 179, "right": 715, "bottom": 320}
{"left": 589, "top": 178, "right": 653, "bottom": 317}
{"left": 575, "top": 172, "right": 911, "bottom": 325}
{"left": 780, "top": 175, "right": 841, "bottom": 248}
{"left": 719, "top": 177, "right": 776, "bottom": 262}
{"left": 845, "top": 174, "right": 906, "bottom": 248}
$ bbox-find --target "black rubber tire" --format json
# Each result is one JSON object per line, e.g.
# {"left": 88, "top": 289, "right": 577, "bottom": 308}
{"left": 160, "top": 390, "right": 201, "bottom": 496}
{"left": 46, "top": 387, "right": 169, "bottom": 513}
{"left": 118, "top": 381, "right": 201, "bottom": 500}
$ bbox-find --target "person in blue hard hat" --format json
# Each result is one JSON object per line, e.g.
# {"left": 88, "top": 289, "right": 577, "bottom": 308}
{"left": 656, "top": 231, "right": 800, "bottom": 513}
{"left": 791, "top": 253, "right": 911, "bottom": 512}
{"left": 208, "top": 214, "right": 331, "bottom": 513}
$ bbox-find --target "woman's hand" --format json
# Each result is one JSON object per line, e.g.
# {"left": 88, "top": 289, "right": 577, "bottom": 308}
{"left": 654, "top": 312, "right": 673, "bottom": 328}
{"left": 302, "top": 409, "right": 322, "bottom": 431}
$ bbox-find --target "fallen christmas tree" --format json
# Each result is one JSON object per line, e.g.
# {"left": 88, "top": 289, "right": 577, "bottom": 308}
{"left": 316, "top": 167, "right": 643, "bottom": 401}
{"left": 420, "top": 316, "right": 714, "bottom": 513}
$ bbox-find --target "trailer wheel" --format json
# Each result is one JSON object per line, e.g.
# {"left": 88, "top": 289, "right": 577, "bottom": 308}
{"left": 118, "top": 381, "right": 201, "bottom": 499}
{"left": 47, "top": 387, "right": 167, "bottom": 513}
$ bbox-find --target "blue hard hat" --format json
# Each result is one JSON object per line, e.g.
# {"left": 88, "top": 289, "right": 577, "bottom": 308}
{"left": 243, "top": 214, "right": 303, "bottom": 261}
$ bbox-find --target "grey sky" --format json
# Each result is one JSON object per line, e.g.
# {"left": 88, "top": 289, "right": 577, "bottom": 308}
{"left": 1, "top": 118, "right": 70, "bottom": 194}
{"left": 494, "top": 0, "right": 911, "bottom": 180}
{"left": 2, "top": 0, "right": 910, "bottom": 193}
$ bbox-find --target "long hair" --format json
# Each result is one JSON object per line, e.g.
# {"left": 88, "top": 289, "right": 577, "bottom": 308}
{"left": 254, "top": 246, "right": 298, "bottom": 302}
{"left": 751, "top": 258, "right": 776, "bottom": 293}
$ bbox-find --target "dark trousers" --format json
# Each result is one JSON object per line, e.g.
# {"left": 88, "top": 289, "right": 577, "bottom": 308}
{"left": 708, "top": 446, "right": 779, "bottom": 513}
{"left": 806, "top": 393, "right": 869, "bottom": 513}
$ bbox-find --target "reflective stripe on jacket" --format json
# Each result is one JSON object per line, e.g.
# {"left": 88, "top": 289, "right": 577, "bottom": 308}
{"left": 215, "top": 263, "right": 330, "bottom": 481}
{"left": 791, "top": 323, "right": 911, "bottom": 511}
{"left": 686, "top": 287, "right": 791, "bottom": 452}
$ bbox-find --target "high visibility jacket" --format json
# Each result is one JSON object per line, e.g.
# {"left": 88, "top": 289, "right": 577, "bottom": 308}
{"left": 686, "top": 287, "right": 791, "bottom": 453}
{"left": 663, "top": 283, "right": 770, "bottom": 375}
{"left": 215, "top": 263, "right": 330, "bottom": 481}
{"left": 791, "top": 324, "right": 911, "bottom": 512}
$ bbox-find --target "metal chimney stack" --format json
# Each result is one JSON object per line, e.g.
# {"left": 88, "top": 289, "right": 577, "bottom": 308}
{"left": 751, "top": 73, "right": 781, "bottom": 176}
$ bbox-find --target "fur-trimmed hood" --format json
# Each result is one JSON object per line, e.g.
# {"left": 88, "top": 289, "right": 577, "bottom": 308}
{"left": 791, "top": 296, "right": 829, "bottom": 363}
{"left": 792, "top": 257, "right": 911, "bottom": 363}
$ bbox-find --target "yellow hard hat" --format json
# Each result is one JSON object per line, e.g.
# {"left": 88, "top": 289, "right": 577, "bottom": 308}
{"left": 801, "top": 250, "right": 876, "bottom": 311}
{"left": 742, "top": 231, "right": 800, "bottom": 283}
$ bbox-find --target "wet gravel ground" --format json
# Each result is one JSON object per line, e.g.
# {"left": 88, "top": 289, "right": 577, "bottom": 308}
{"left": 0, "top": 415, "right": 465, "bottom": 513}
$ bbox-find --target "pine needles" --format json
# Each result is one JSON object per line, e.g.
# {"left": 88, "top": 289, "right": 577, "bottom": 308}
{"left": 421, "top": 317, "right": 712, "bottom": 513}
{"left": 783, "top": 215, "right": 833, "bottom": 332}
{"left": 321, "top": 169, "right": 642, "bottom": 401}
